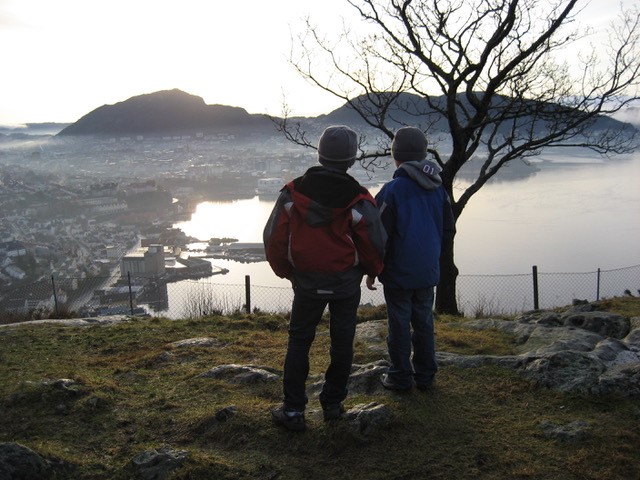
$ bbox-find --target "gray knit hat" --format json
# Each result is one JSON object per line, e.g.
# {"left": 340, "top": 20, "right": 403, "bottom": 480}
{"left": 391, "top": 127, "right": 428, "bottom": 163}
{"left": 318, "top": 125, "right": 358, "bottom": 170}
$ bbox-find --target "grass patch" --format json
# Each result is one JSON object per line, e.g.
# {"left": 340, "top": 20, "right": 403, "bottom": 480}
{"left": 437, "top": 323, "right": 517, "bottom": 356}
{"left": 1, "top": 297, "right": 639, "bottom": 479}
{"left": 593, "top": 295, "right": 640, "bottom": 317}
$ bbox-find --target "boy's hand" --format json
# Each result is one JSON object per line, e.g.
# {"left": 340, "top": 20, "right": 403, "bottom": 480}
{"left": 366, "top": 275, "right": 377, "bottom": 290}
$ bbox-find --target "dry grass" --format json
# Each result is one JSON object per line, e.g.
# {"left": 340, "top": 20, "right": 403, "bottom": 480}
{"left": 0, "top": 297, "right": 639, "bottom": 479}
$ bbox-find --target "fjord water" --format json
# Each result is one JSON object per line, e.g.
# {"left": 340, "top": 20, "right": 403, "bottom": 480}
{"left": 167, "top": 152, "right": 639, "bottom": 315}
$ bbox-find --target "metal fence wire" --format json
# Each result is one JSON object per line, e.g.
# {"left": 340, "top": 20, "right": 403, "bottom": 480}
{"left": 0, "top": 264, "right": 638, "bottom": 322}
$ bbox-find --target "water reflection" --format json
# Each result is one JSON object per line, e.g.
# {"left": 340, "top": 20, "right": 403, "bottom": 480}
{"left": 455, "top": 153, "right": 640, "bottom": 274}
{"left": 174, "top": 197, "right": 276, "bottom": 242}
{"left": 160, "top": 153, "right": 639, "bottom": 317}
{"left": 175, "top": 153, "right": 639, "bottom": 276}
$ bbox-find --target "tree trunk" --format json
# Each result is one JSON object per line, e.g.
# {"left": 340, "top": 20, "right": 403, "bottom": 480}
{"left": 436, "top": 233, "right": 460, "bottom": 315}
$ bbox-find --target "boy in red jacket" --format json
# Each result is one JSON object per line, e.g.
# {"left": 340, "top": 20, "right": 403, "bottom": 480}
{"left": 264, "top": 125, "right": 386, "bottom": 431}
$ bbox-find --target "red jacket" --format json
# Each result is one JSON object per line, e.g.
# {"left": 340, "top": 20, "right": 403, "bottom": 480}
{"left": 263, "top": 166, "right": 385, "bottom": 297}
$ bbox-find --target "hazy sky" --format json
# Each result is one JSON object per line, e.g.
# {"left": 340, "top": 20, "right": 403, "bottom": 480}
{"left": 0, "top": 0, "right": 634, "bottom": 126}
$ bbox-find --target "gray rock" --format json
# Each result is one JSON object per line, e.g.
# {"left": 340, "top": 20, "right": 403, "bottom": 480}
{"left": 534, "top": 312, "right": 563, "bottom": 326}
{"left": 568, "top": 299, "right": 595, "bottom": 312}
{"left": 594, "top": 363, "right": 640, "bottom": 396}
{"left": 520, "top": 325, "right": 604, "bottom": 355}
{"left": 50, "top": 379, "right": 81, "bottom": 393}
{"left": 127, "top": 446, "right": 188, "bottom": 480}
{"left": 623, "top": 324, "right": 640, "bottom": 349}
{"left": 347, "top": 360, "right": 390, "bottom": 394}
{"left": 429, "top": 308, "right": 640, "bottom": 396}
{"left": 0, "top": 315, "right": 131, "bottom": 329}
{"left": 436, "top": 351, "right": 523, "bottom": 369}
{"left": 214, "top": 405, "right": 237, "bottom": 422}
{"left": 344, "top": 402, "right": 393, "bottom": 435}
{"left": 354, "top": 319, "right": 388, "bottom": 354}
{"left": 307, "top": 360, "right": 389, "bottom": 397}
{"left": 523, "top": 351, "right": 605, "bottom": 394}
{"left": 200, "top": 364, "right": 279, "bottom": 384}
{"left": 560, "top": 311, "right": 630, "bottom": 339}
{"left": 0, "top": 442, "right": 52, "bottom": 480}
{"left": 169, "top": 337, "right": 225, "bottom": 348}
{"left": 459, "top": 318, "right": 537, "bottom": 345}
{"left": 538, "top": 420, "right": 589, "bottom": 442}
{"left": 155, "top": 351, "right": 174, "bottom": 363}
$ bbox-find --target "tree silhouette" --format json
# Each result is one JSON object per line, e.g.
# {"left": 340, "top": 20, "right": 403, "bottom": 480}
{"left": 275, "top": 0, "right": 640, "bottom": 314}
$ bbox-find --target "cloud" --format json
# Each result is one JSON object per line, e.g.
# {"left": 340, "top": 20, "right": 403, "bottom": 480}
{"left": 612, "top": 107, "right": 640, "bottom": 128}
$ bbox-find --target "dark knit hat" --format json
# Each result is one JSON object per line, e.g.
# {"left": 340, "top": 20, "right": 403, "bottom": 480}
{"left": 391, "top": 127, "right": 428, "bottom": 163}
{"left": 318, "top": 125, "right": 358, "bottom": 170}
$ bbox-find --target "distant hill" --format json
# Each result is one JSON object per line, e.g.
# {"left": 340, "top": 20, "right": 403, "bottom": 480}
{"left": 57, "top": 89, "right": 274, "bottom": 137}
{"left": 317, "top": 91, "right": 638, "bottom": 134}
{"left": 55, "top": 88, "right": 637, "bottom": 138}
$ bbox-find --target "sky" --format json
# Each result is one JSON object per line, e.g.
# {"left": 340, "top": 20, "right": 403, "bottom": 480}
{"left": 0, "top": 0, "right": 635, "bottom": 126}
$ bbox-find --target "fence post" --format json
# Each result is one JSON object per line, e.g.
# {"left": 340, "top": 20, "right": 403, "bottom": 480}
{"left": 51, "top": 275, "right": 59, "bottom": 316}
{"left": 532, "top": 265, "right": 539, "bottom": 310}
{"left": 596, "top": 268, "right": 601, "bottom": 301}
{"left": 245, "top": 275, "right": 251, "bottom": 314}
{"left": 127, "top": 272, "right": 134, "bottom": 316}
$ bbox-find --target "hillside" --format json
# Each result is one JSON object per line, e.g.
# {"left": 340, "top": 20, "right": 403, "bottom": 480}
{"left": 316, "top": 91, "right": 638, "bottom": 133}
{"left": 57, "top": 89, "right": 274, "bottom": 137}
{"left": 54, "top": 89, "right": 637, "bottom": 139}
{"left": 1, "top": 297, "right": 639, "bottom": 479}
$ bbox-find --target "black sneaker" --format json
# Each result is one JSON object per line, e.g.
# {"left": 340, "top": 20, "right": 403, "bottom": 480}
{"left": 380, "top": 373, "right": 412, "bottom": 391}
{"left": 322, "top": 403, "right": 345, "bottom": 421}
{"left": 271, "top": 406, "right": 306, "bottom": 432}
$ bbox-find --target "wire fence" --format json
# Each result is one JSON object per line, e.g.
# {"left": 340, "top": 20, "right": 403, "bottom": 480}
{"left": 1, "top": 263, "right": 638, "bottom": 324}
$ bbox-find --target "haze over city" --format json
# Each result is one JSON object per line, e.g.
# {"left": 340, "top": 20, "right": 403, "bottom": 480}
{"left": 0, "top": 0, "right": 638, "bottom": 319}
{"left": 0, "top": 0, "right": 637, "bottom": 125}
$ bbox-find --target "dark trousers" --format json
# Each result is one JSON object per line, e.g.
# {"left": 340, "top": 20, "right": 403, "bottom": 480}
{"left": 282, "top": 289, "right": 361, "bottom": 412}
{"left": 383, "top": 286, "right": 438, "bottom": 388}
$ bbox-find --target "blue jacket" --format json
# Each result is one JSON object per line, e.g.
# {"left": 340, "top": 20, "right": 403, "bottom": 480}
{"left": 375, "top": 159, "right": 455, "bottom": 289}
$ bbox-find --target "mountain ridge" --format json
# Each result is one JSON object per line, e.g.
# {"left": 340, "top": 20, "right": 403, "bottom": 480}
{"left": 57, "top": 89, "right": 274, "bottom": 137}
{"left": 52, "top": 88, "right": 637, "bottom": 138}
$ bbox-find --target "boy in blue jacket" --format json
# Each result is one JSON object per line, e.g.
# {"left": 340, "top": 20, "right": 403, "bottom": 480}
{"left": 367, "top": 127, "right": 455, "bottom": 391}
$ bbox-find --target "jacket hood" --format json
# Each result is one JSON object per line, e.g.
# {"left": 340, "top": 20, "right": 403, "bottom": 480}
{"left": 286, "top": 166, "right": 372, "bottom": 227}
{"left": 395, "top": 159, "right": 442, "bottom": 190}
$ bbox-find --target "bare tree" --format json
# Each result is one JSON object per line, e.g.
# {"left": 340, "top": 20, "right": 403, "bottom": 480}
{"left": 274, "top": 0, "right": 640, "bottom": 314}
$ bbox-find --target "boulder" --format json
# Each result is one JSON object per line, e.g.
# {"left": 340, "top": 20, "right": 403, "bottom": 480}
{"left": 538, "top": 420, "right": 589, "bottom": 442}
{"left": 200, "top": 364, "right": 279, "bottom": 384}
{"left": 0, "top": 442, "right": 52, "bottom": 480}
{"left": 426, "top": 305, "right": 640, "bottom": 396}
{"left": 560, "top": 311, "right": 630, "bottom": 339}
{"left": 127, "top": 446, "right": 188, "bottom": 480}
{"left": 169, "top": 337, "right": 225, "bottom": 348}
{"left": 344, "top": 402, "right": 393, "bottom": 435}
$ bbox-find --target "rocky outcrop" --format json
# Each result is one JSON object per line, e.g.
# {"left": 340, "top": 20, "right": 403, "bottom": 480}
{"left": 0, "top": 443, "right": 53, "bottom": 480}
{"left": 169, "top": 337, "right": 226, "bottom": 348}
{"left": 537, "top": 420, "right": 590, "bottom": 442}
{"left": 199, "top": 364, "right": 279, "bottom": 384}
{"left": 126, "top": 446, "right": 188, "bottom": 480}
{"left": 0, "top": 315, "right": 131, "bottom": 329}
{"left": 415, "top": 306, "right": 640, "bottom": 396}
{"left": 344, "top": 402, "right": 393, "bottom": 435}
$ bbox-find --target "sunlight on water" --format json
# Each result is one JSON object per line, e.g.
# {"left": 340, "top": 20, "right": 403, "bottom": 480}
{"left": 161, "top": 154, "right": 640, "bottom": 317}
{"left": 455, "top": 153, "right": 640, "bottom": 274}
{"left": 173, "top": 154, "right": 639, "bottom": 275}
{"left": 174, "top": 196, "right": 276, "bottom": 242}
